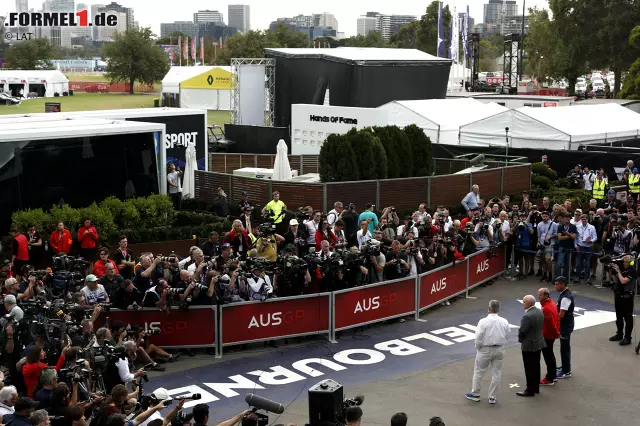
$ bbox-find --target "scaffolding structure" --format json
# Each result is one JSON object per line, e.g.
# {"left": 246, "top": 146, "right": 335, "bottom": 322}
{"left": 230, "top": 58, "right": 276, "bottom": 126}
{"left": 503, "top": 34, "right": 520, "bottom": 95}
{"left": 470, "top": 33, "right": 480, "bottom": 91}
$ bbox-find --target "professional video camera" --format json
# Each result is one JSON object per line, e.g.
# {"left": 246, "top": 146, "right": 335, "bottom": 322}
{"left": 274, "top": 255, "right": 308, "bottom": 277}
{"left": 599, "top": 252, "right": 635, "bottom": 270}
{"left": 58, "top": 362, "right": 91, "bottom": 384}
{"left": 52, "top": 255, "right": 88, "bottom": 273}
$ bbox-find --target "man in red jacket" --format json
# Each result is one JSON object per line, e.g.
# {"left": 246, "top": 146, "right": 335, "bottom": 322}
{"left": 10, "top": 225, "right": 29, "bottom": 281}
{"left": 78, "top": 218, "right": 99, "bottom": 262}
{"left": 49, "top": 222, "right": 72, "bottom": 256}
{"left": 537, "top": 287, "right": 560, "bottom": 386}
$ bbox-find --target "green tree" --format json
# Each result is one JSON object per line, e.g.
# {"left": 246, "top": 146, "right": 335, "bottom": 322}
{"left": 370, "top": 135, "right": 389, "bottom": 180}
{"left": 592, "top": 0, "right": 640, "bottom": 97}
{"left": 619, "top": 25, "right": 640, "bottom": 99}
{"left": 416, "top": 1, "right": 452, "bottom": 55}
{"left": 390, "top": 22, "right": 419, "bottom": 49}
{"left": 345, "top": 128, "right": 377, "bottom": 180}
{"left": 403, "top": 124, "right": 432, "bottom": 176}
{"left": 319, "top": 134, "right": 359, "bottom": 182}
{"left": 102, "top": 28, "right": 169, "bottom": 94}
{"left": 5, "top": 38, "right": 57, "bottom": 69}
{"left": 341, "top": 32, "right": 389, "bottom": 48}
{"left": 385, "top": 126, "right": 413, "bottom": 178}
{"left": 372, "top": 126, "right": 400, "bottom": 178}
{"left": 268, "top": 23, "right": 309, "bottom": 48}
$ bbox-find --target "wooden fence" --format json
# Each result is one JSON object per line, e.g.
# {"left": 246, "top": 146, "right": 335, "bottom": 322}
{"left": 196, "top": 157, "right": 531, "bottom": 212}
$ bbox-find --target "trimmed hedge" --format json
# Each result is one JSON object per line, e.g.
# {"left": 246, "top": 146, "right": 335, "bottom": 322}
{"left": 9, "top": 195, "right": 231, "bottom": 245}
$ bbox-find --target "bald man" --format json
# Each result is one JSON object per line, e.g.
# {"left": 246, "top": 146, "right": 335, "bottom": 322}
{"left": 517, "top": 295, "right": 546, "bottom": 397}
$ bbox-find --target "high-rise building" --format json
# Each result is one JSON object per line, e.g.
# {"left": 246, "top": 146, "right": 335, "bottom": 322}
{"left": 312, "top": 12, "right": 338, "bottom": 30}
{"left": 483, "top": 0, "right": 503, "bottom": 26}
{"left": 194, "top": 10, "right": 224, "bottom": 24}
{"left": 91, "top": 4, "right": 104, "bottom": 40}
{"left": 228, "top": 4, "right": 250, "bottom": 32}
{"left": 61, "top": 2, "right": 94, "bottom": 47}
{"left": 357, "top": 16, "right": 378, "bottom": 36}
{"left": 505, "top": 1, "right": 518, "bottom": 17}
{"left": 100, "top": 2, "right": 135, "bottom": 30}
{"left": 15, "top": 0, "right": 29, "bottom": 13}
{"left": 97, "top": 10, "right": 127, "bottom": 41}
{"left": 503, "top": 14, "right": 529, "bottom": 35}
{"left": 357, "top": 12, "right": 415, "bottom": 40}
{"left": 458, "top": 12, "right": 475, "bottom": 30}
{"left": 160, "top": 21, "right": 199, "bottom": 39}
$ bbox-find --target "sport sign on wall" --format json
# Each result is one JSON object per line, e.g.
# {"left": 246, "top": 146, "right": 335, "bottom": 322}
{"left": 291, "top": 104, "right": 388, "bottom": 155}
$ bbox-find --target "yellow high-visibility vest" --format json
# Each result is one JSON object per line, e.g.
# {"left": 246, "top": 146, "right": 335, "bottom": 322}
{"left": 629, "top": 174, "right": 640, "bottom": 194}
{"left": 592, "top": 179, "right": 606, "bottom": 199}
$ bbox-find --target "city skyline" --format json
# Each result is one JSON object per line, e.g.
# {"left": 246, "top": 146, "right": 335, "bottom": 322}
{"left": 2, "top": 1, "right": 546, "bottom": 38}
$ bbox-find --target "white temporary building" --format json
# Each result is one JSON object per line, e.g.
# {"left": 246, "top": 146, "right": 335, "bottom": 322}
{"left": 378, "top": 98, "right": 509, "bottom": 145}
{"left": 161, "top": 66, "right": 233, "bottom": 110}
{"left": 0, "top": 69, "right": 69, "bottom": 98}
{"left": 459, "top": 103, "right": 640, "bottom": 150}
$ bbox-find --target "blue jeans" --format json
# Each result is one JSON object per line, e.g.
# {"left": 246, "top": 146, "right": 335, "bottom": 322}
{"left": 575, "top": 246, "right": 592, "bottom": 279}
{"left": 554, "top": 249, "right": 571, "bottom": 279}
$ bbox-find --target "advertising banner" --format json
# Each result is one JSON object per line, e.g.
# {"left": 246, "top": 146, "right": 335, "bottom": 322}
{"left": 467, "top": 246, "right": 506, "bottom": 288}
{"left": 96, "top": 306, "right": 216, "bottom": 347}
{"left": 419, "top": 262, "right": 468, "bottom": 310}
{"left": 221, "top": 294, "right": 330, "bottom": 345}
{"left": 334, "top": 278, "right": 415, "bottom": 331}
{"left": 128, "top": 114, "right": 207, "bottom": 170}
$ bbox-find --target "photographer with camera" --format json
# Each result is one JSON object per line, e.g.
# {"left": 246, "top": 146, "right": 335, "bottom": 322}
{"left": 566, "top": 165, "right": 584, "bottom": 189}
{"left": 244, "top": 263, "right": 274, "bottom": 301}
{"left": 461, "top": 223, "right": 479, "bottom": 257}
{"left": 283, "top": 219, "right": 308, "bottom": 256}
{"left": 609, "top": 256, "right": 636, "bottom": 346}
{"left": 273, "top": 245, "right": 311, "bottom": 297}
{"left": 603, "top": 216, "right": 633, "bottom": 287}
{"left": 16, "top": 268, "right": 43, "bottom": 302}
{"left": 535, "top": 211, "right": 557, "bottom": 283}
{"left": 397, "top": 216, "right": 418, "bottom": 239}
{"left": 356, "top": 220, "right": 373, "bottom": 250}
{"left": 381, "top": 207, "right": 400, "bottom": 234}
{"left": 513, "top": 212, "right": 533, "bottom": 279}
{"left": 225, "top": 221, "right": 252, "bottom": 260}
{"left": 304, "top": 211, "right": 322, "bottom": 253}
{"left": 327, "top": 202, "right": 344, "bottom": 230}
{"left": 402, "top": 232, "right": 424, "bottom": 277}
{"left": 112, "top": 280, "right": 141, "bottom": 311}
{"left": 315, "top": 219, "right": 337, "bottom": 252}
{"left": 133, "top": 256, "right": 161, "bottom": 293}
{"left": 384, "top": 241, "right": 410, "bottom": 280}
{"left": 142, "top": 280, "right": 170, "bottom": 309}
{"left": 200, "top": 232, "right": 221, "bottom": 259}
{"left": 252, "top": 232, "right": 284, "bottom": 263}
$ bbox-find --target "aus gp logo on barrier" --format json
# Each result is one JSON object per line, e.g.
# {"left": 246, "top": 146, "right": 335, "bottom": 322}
{"left": 5, "top": 10, "right": 118, "bottom": 27}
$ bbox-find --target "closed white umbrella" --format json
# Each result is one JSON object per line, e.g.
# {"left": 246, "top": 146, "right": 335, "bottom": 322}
{"left": 182, "top": 144, "right": 197, "bottom": 198}
{"left": 272, "top": 139, "right": 292, "bottom": 181}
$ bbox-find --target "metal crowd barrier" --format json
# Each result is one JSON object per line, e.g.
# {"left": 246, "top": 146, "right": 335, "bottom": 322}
{"left": 98, "top": 246, "right": 507, "bottom": 358}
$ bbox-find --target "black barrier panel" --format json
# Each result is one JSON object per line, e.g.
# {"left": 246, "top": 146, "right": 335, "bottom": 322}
{"left": 431, "top": 144, "right": 640, "bottom": 182}
{"left": 128, "top": 114, "right": 206, "bottom": 170}
{"left": 224, "top": 124, "right": 291, "bottom": 154}
{"left": 266, "top": 51, "right": 451, "bottom": 128}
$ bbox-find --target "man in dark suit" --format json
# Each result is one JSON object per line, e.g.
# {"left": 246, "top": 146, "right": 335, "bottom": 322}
{"left": 517, "top": 294, "right": 546, "bottom": 397}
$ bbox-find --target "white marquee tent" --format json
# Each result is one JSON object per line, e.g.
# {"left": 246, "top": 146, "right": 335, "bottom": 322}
{"left": 0, "top": 69, "right": 69, "bottom": 98}
{"left": 378, "top": 98, "right": 509, "bottom": 145}
{"left": 161, "top": 66, "right": 233, "bottom": 110}
{"left": 459, "top": 103, "right": 640, "bottom": 150}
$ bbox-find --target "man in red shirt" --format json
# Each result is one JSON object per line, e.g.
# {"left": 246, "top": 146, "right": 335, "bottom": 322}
{"left": 460, "top": 207, "right": 479, "bottom": 229}
{"left": 78, "top": 218, "right": 99, "bottom": 262}
{"left": 537, "top": 287, "right": 560, "bottom": 386}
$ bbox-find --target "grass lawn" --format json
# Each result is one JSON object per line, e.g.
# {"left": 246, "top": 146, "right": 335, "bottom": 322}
{"left": 0, "top": 93, "right": 232, "bottom": 125}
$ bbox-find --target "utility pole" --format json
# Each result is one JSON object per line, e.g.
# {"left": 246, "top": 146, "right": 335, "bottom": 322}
{"left": 520, "top": 0, "right": 525, "bottom": 81}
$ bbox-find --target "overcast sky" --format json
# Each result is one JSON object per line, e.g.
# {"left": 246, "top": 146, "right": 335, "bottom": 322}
{"left": 3, "top": 1, "right": 550, "bottom": 37}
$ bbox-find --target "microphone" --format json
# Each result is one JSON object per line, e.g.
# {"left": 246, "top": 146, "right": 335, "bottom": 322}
{"left": 353, "top": 395, "right": 364, "bottom": 406}
{"left": 244, "top": 394, "right": 285, "bottom": 414}
{"left": 175, "top": 394, "right": 202, "bottom": 401}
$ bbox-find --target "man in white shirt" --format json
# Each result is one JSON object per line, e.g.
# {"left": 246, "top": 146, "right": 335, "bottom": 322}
{"left": 116, "top": 341, "right": 147, "bottom": 391}
{"left": 356, "top": 220, "right": 372, "bottom": 249}
{"left": 466, "top": 300, "right": 510, "bottom": 404}
{"left": 305, "top": 211, "right": 322, "bottom": 251}
{"left": 327, "top": 202, "right": 343, "bottom": 229}
{"left": 574, "top": 213, "right": 597, "bottom": 284}
{"left": 81, "top": 274, "right": 109, "bottom": 305}
{"left": 583, "top": 167, "right": 595, "bottom": 191}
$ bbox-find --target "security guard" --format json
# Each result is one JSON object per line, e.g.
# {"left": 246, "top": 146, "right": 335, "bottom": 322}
{"left": 628, "top": 168, "right": 640, "bottom": 201}
{"left": 554, "top": 276, "right": 574, "bottom": 379}
{"left": 609, "top": 255, "right": 636, "bottom": 346}
{"left": 592, "top": 172, "right": 607, "bottom": 201}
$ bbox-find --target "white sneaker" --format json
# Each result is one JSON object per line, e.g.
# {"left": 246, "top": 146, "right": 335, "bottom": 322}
{"left": 488, "top": 397, "right": 496, "bottom": 404}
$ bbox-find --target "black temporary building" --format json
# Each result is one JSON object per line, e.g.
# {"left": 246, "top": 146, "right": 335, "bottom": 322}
{"left": 265, "top": 47, "right": 452, "bottom": 128}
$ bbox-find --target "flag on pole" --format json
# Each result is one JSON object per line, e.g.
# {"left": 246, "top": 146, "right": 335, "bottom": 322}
{"left": 182, "top": 37, "right": 187, "bottom": 60}
{"left": 191, "top": 37, "right": 196, "bottom": 61}
{"left": 450, "top": 2, "right": 459, "bottom": 63}
{"left": 437, "top": 2, "right": 444, "bottom": 58}
{"left": 200, "top": 36, "right": 204, "bottom": 62}
{"left": 170, "top": 37, "right": 174, "bottom": 64}
{"left": 464, "top": 5, "right": 470, "bottom": 60}
{"left": 219, "top": 37, "right": 223, "bottom": 48}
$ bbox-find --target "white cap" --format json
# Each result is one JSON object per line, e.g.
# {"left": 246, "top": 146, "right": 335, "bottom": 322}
{"left": 289, "top": 219, "right": 299, "bottom": 226}
{"left": 152, "top": 388, "right": 171, "bottom": 401}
